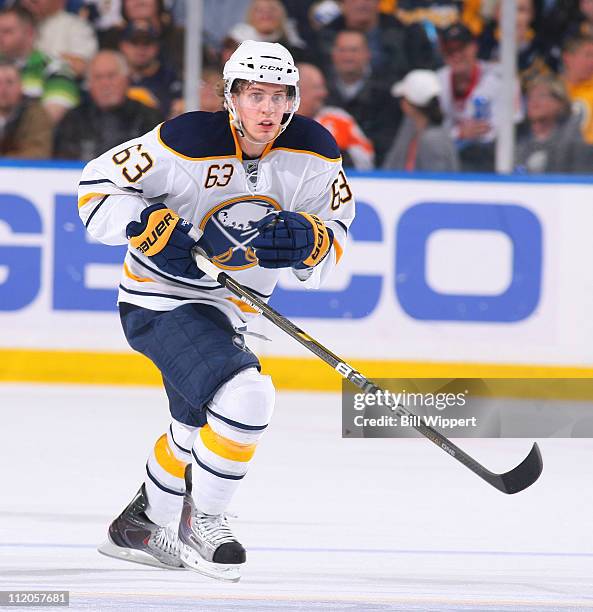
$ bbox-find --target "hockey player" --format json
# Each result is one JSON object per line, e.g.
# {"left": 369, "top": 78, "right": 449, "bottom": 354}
{"left": 78, "top": 40, "right": 354, "bottom": 581}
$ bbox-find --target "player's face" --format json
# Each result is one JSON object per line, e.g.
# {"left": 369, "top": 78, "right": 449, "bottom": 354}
{"left": 233, "top": 82, "right": 291, "bottom": 142}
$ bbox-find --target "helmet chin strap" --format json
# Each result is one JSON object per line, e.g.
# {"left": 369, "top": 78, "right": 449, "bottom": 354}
{"left": 237, "top": 121, "right": 281, "bottom": 146}
{"left": 231, "top": 110, "right": 281, "bottom": 147}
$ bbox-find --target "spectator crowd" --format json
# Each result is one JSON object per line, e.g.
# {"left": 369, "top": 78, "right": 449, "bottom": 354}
{"left": 1, "top": 0, "right": 593, "bottom": 174}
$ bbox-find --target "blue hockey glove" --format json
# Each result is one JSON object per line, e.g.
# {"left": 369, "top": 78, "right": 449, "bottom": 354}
{"left": 126, "top": 203, "right": 208, "bottom": 279}
{"left": 252, "top": 211, "right": 334, "bottom": 269}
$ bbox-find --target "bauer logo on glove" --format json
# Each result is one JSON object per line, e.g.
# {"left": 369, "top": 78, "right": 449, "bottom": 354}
{"left": 129, "top": 208, "right": 179, "bottom": 256}
{"left": 252, "top": 210, "right": 334, "bottom": 269}
{"left": 126, "top": 203, "right": 211, "bottom": 279}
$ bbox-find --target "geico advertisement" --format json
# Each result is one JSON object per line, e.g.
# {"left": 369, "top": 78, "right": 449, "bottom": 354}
{"left": 1, "top": 164, "right": 593, "bottom": 366}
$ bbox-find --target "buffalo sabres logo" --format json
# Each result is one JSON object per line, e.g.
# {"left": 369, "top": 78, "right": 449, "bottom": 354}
{"left": 199, "top": 196, "right": 282, "bottom": 270}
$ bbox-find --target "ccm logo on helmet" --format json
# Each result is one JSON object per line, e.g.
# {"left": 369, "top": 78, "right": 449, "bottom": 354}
{"left": 259, "top": 65, "right": 283, "bottom": 71}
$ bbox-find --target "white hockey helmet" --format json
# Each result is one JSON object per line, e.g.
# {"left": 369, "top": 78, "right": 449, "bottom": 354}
{"left": 223, "top": 40, "right": 300, "bottom": 139}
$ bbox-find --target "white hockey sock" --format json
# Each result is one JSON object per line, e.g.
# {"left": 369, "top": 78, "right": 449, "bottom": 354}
{"left": 191, "top": 424, "right": 257, "bottom": 515}
{"left": 144, "top": 421, "right": 197, "bottom": 526}
{"left": 191, "top": 368, "right": 275, "bottom": 515}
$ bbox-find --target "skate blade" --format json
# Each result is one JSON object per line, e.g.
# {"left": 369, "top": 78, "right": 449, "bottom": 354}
{"left": 180, "top": 543, "right": 242, "bottom": 582}
{"left": 98, "top": 540, "right": 185, "bottom": 571}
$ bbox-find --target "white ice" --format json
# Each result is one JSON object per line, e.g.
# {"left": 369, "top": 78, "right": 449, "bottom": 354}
{"left": 1, "top": 383, "right": 593, "bottom": 611}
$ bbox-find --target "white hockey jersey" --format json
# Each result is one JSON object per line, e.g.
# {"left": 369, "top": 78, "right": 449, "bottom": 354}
{"left": 437, "top": 61, "right": 524, "bottom": 143}
{"left": 78, "top": 111, "right": 355, "bottom": 327}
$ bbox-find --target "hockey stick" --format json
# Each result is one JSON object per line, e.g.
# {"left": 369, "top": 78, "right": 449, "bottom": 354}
{"left": 193, "top": 251, "right": 543, "bottom": 494}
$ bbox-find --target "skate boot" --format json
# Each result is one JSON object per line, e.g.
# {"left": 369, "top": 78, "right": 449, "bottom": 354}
{"left": 97, "top": 484, "right": 184, "bottom": 570}
{"left": 178, "top": 468, "right": 246, "bottom": 581}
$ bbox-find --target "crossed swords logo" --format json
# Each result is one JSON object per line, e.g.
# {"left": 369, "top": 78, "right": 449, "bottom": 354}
{"left": 210, "top": 203, "right": 277, "bottom": 266}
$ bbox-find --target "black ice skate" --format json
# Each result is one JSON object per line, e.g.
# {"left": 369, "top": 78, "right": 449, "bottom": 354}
{"left": 178, "top": 466, "right": 246, "bottom": 581}
{"left": 97, "top": 484, "right": 184, "bottom": 570}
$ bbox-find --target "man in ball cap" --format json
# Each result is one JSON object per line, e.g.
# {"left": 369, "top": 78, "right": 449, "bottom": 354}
{"left": 436, "top": 22, "right": 523, "bottom": 171}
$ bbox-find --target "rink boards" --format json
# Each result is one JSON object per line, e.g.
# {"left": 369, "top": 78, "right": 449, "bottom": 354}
{"left": 0, "top": 162, "right": 593, "bottom": 387}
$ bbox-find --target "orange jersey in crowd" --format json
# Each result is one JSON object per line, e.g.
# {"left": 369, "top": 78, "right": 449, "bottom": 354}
{"left": 316, "top": 107, "right": 375, "bottom": 170}
{"left": 564, "top": 78, "right": 593, "bottom": 144}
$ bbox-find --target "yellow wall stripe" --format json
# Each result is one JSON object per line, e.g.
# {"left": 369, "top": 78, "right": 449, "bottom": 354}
{"left": 1, "top": 349, "right": 593, "bottom": 398}
{"left": 154, "top": 434, "right": 187, "bottom": 477}
{"left": 200, "top": 424, "right": 256, "bottom": 462}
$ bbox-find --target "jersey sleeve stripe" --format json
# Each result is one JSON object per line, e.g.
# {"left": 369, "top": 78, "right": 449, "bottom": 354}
{"left": 79, "top": 178, "right": 143, "bottom": 193}
{"left": 129, "top": 252, "right": 223, "bottom": 290}
{"left": 78, "top": 192, "right": 106, "bottom": 209}
{"left": 334, "top": 238, "right": 344, "bottom": 264}
{"left": 334, "top": 220, "right": 349, "bottom": 234}
{"left": 123, "top": 263, "right": 153, "bottom": 283}
{"left": 118, "top": 284, "right": 199, "bottom": 300}
{"left": 84, "top": 195, "right": 109, "bottom": 229}
{"left": 79, "top": 178, "right": 113, "bottom": 186}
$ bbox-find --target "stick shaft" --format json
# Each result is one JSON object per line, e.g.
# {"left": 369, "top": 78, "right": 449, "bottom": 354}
{"left": 193, "top": 252, "right": 543, "bottom": 494}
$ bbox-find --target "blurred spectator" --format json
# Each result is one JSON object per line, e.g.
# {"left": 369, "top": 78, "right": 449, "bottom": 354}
{"left": 0, "top": 59, "right": 52, "bottom": 157}
{"left": 562, "top": 34, "right": 593, "bottom": 144}
{"left": 298, "top": 62, "right": 374, "bottom": 169}
{"left": 547, "top": 0, "right": 593, "bottom": 52}
{"left": 308, "top": 0, "right": 341, "bottom": 31}
{"left": 478, "top": 0, "right": 550, "bottom": 90}
{"left": 80, "top": 0, "right": 124, "bottom": 31}
{"left": 100, "top": 0, "right": 185, "bottom": 73}
{"left": 0, "top": 5, "right": 79, "bottom": 123}
{"left": 325, "top": 29, "right": 401, "bottom": 165}
{"left": 118, "top": 21, "right": 181, "bottom": 117}
{"left": 53, "top": 50, "right": 162, "bottom": 159}
{"left": 437, "top": 22, "right": 523, "bottom": 172}
{"left": 383, "top": 69, "right": 459, "bottom": 171}
{"left": 280, "top": 0, "right": 337, "bottom": 48}
{"left": 168, "top": 65, "right": 224, "bottom": 118}
{"left": 537, "top": 0, "right": 580, "bottom": 71}
{"left": 227, "top": 0, "right": 309, "bottom": 62}
{"left": 201, "top": 0, "right": 250, "bottom": 54}
{"left": 315, "top": 0, "right": 437, "bottom": 87}
{"left": 20, "top": 0, "right": 98, "bottom": 78}
{"left": 394, "top": 0, "right": 461, "bottom": 30}
{"left": 515, "top": 74, "right": 593, "bottom": 173}
{"left": 197, "top": 67, "right": 224, "bottom": 113}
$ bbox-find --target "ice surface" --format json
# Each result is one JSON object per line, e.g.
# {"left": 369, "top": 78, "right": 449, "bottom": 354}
{"left": 1, "top": 384, "right": 592, "bottom": 611}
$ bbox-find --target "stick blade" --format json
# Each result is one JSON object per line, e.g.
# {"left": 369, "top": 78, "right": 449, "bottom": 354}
{"left": 489, "top": 442, "right": 543, "bottom": 494}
